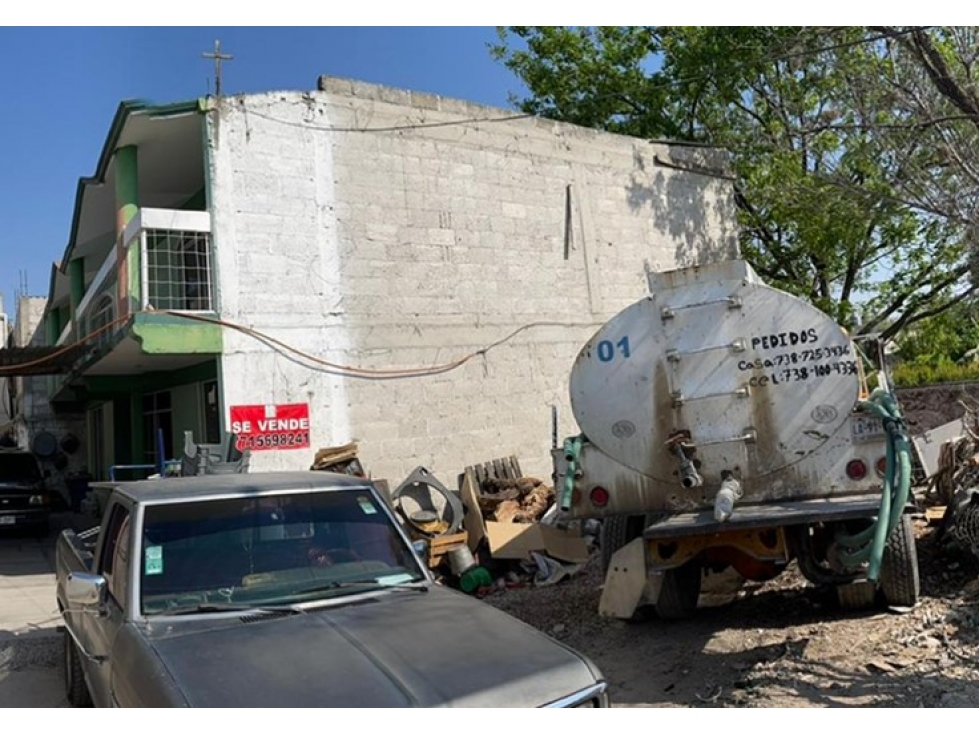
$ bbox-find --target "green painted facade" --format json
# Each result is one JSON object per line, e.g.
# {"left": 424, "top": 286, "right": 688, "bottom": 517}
{"left": 84, "top": 360, "right": 219, "bottom": 475}
{"left": 114, "top": 145, "right": 139, "bottom": 231}
{"left": 132, "top": 313, "right": 222, "bottom": 354}
{"left": 43, "top": 99, "right": 220, "bottom": 480}
{"left": 83, "top": 360, "right": 218, "bottom": 398}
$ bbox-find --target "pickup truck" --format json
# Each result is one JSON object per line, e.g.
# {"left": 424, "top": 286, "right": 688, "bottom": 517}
{"left": 56, "top": 471, "right": 609, "bottom": 708}
{"left": 0, "top": 448, "right": 53, "bottom": 535}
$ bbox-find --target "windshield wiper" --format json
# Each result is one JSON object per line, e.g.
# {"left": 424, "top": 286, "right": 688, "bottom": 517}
{"left": 161, "top": 602, "right": 304, "bottom": 617}
{"left": 295, "top": 580, "right": 430, "bottom": 598}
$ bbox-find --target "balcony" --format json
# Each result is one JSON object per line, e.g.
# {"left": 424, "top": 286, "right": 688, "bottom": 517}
{"left": 58, "top": 208, "right": 214, "bottom": 347}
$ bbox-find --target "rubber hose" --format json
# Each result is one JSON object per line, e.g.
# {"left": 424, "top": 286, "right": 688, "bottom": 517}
{"left": 561, "top": 436, "right": 582, "bottom": 511}
{"left": 836, "top": 388, "right": 912, "bottom": 582}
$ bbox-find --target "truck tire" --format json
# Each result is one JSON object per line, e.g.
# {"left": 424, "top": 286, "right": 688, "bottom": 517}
{"left": 63, "top": 629, "right": 92, "bottom": 707}
{"left": 600, "top": 515, "right": 647, "bottom": 575}
{"left": 879, "top": 513, "right": 920, "bottom": 608}
{"left": 655, "top": 562, "right": 702, "bottom": 620}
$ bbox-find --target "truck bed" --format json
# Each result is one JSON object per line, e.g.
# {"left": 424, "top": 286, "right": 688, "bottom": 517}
{"left": 55, "top": 526, "right": 99, "bottom": 580}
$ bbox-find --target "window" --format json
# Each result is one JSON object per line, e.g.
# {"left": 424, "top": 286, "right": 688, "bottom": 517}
{"left": 145, "top": 229, "right": 214, "bottom": 311}
{"left": 100, "top": 506, "right": 132, "bottom": 609}
{"left": 142, "top": 390, "right": 173, "bottom": 465}
{"left": 0, "top": 452, "right": 42, "bottom": 484}
{"left": 140, "top": 490, "right": 425, "bottom": 615}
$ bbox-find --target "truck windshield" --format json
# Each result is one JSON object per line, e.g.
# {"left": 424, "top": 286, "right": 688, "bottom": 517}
{"left": 139, "top": 490, "right": 426, "bottom": 615}
{"left": 0, "top": 453, "right": 41, "bottom": 484}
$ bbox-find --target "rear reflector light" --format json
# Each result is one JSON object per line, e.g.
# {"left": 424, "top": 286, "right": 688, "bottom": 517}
{"left": 590, "top": 486, "right": 610, "bottom": 507}
{"left": 876, "top": 457, "right": 887, "bottom": 477}
{"left": 846, "top": 459, "right": 868, "bottom": 481}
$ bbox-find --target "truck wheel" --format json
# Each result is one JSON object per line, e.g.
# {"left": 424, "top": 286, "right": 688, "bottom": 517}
{"left": 655, "top": 562, "right": 702, "bottom": 620}
{"left": 63, "top": 629, "right": 92, "bottom": 707}
{"left": 879, "top": 513, "right": 920, "bottom": 608}
{"left": 599, "top": 515, "right": 647, "bottom": 575}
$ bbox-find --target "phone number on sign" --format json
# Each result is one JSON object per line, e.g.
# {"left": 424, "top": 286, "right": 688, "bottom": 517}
{"left": 236, "top": 432, "right": 310, "bottom": 451}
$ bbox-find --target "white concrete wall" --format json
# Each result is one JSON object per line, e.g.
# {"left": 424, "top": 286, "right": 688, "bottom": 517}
{"left": 208, "top": 79, "right": 739, "bottom": 485}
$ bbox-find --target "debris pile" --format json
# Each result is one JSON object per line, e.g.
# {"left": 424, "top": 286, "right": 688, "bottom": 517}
{"left": 310, "top": 442, "right": 366, "bottom": 477}
{"left": 916, "top": 398, "right": 979, "bottom": 566}
{"left": 477, "top": 476, "right": 554, "bottom": 524}
{"left": 355, "top": 455, "right": 598, "bottom": 597}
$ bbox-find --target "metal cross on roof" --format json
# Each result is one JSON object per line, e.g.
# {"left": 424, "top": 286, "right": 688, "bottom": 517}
{"left": 202, "top": 39, "right": 233, "bottom": 97}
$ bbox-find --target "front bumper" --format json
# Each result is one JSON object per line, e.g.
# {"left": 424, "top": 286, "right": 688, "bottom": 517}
{"left": 544, "top": 682, "right": 610, "bottom": 707}
{"left": 0, "top": 508, "right": 50, "bottom": 528}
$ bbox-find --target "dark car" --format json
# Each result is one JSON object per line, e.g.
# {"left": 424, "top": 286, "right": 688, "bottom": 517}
{"left": 0, "top": 448, "right": 52, "bottom": 534}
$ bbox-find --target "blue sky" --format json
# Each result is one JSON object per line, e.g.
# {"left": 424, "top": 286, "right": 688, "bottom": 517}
{"left": 0, "top": 27, "right": 526, "bottom": 321}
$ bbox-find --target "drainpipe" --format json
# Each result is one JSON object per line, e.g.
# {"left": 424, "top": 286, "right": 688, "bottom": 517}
{"left": 114, "top": 145, "right": 139, "bottom": 318}
{"left": 713, "top": 471, "right": 743, "bottom": 522}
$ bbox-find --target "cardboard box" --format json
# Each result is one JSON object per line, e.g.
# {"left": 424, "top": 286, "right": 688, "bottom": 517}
{"left": 459, "top": 468, "right": 590, "bottom": 564}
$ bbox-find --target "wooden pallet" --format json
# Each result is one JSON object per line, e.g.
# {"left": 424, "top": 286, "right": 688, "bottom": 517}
{"left": 469, "top": 455, "right": 523, "bottom": 487}
{"left": 426, "top": 531, "right": 469, "bottom": 569}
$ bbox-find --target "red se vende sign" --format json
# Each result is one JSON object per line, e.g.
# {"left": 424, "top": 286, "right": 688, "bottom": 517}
{"left": 230, "top": 403, "right": 311, "bottom": 451}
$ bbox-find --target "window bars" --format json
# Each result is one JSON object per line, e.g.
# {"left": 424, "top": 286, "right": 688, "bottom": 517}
{"left": 145, "top": 229, "right": 214, "bottom": 312}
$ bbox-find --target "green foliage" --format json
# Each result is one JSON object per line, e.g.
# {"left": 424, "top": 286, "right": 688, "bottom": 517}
{"left": 492, "top": 26, "right": 976, "bottom": 344}
{"left": 891, "top": 300, "right": 979, "bottom": 366}
{"left": 891, "top": 360, "right": 979, "bottom": 387}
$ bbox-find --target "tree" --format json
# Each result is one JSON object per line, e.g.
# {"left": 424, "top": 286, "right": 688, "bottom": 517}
{"left": 492, "top": 27, "right": 979, "bottom": 343}
{"left": 893, "top": 298, "right": 979, "bottom": 366}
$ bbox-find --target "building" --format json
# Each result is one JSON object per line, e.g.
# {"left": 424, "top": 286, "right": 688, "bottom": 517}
{"left": 0, "top": 294, "right": 10, "bottom": 439}
{"left": 38, "top": 76, "right": 738, "bottom": 485}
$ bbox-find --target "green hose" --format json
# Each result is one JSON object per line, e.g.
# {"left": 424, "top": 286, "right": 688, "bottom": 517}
{"left": 561, "top": 436, "right": 582, "bottom": 511}
{"left": 836, "top": 387, "right": 913, "bottom": 582}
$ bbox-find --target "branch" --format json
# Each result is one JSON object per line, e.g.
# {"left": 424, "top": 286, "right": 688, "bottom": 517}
{"left": 879, "top": 282, "right": 979, "bottom": 341}
{"left": 872, "top": 27, "right": 979, "bottom": 129}
{"left": 871, "top": 262, "right": 971, "bottom": 336}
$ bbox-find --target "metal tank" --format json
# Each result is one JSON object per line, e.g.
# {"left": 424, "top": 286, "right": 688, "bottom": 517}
{"left": 553, "top": 260, "right": 919, "bottom": 619}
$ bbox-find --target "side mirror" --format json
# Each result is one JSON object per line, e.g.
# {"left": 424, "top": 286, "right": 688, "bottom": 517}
{"left": 411, "top": 539, "right": 429, "bottom": 558}
{"left": 65, "top": 572, "right": 107, "bottom": 613}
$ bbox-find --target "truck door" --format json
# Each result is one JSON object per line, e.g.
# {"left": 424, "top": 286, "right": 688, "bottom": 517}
{"left": 87, "top": 503, "right": 132, "bottom": 707}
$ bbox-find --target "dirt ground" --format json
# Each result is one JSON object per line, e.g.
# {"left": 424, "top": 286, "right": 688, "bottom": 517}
{"left": 480, "top": 384, "right": 979, "bottom": 708}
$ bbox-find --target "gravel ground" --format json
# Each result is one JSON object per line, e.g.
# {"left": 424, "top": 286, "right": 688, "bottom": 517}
{"left": 475, "top": 384, "right": 979, "bottom": 707}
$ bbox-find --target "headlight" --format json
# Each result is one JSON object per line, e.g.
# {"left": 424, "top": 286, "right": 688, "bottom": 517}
{"left": 29, "top": 494, "right": 47, "bottom": 506}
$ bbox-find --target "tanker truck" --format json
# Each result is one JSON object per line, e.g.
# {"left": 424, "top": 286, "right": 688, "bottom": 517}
{"left": 552, "top": 259, "right": 918, "bottom": 620}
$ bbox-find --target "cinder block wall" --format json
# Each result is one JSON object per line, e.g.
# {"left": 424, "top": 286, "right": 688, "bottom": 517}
{"left": 208, "top": 78, "right": 739, "bottom": 485}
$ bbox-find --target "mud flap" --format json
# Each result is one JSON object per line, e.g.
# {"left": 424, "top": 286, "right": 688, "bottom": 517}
{"left": 599, "top": 538, "right": 662, "bottom": 619}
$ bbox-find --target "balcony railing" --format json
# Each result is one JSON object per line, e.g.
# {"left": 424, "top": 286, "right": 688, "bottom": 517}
{"left": 57, "top": 208, "right": 213, "bottom": 347}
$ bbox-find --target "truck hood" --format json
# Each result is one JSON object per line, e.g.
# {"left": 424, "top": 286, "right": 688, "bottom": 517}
{"left": 142, "top": 586, "right": 600, "bottom": 707}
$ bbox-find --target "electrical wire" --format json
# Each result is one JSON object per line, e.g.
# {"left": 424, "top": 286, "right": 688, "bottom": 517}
{"left": 0, "top": 309, "right": 602, "bottom": 381}
{"left": 236, "top": 28, "right": 934, "bottom": 136}
{"left": 0, "top": 313, "right": 132, "bottom": 374}
{"left": 161, "top": 310, "right": 601, "bottom": 380}
{"left": 239, "top": 106, "right": 536, "bottom": 133}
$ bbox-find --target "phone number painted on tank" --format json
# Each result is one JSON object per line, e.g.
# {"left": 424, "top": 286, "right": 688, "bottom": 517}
{"left": 742, "top": 360, "right": 859, "bottom": 387}
{"left": 738, "top": 344, "right": 852, "bottom": 371}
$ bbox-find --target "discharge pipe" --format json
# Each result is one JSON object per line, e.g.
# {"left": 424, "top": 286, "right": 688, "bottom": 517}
{"left": 669, "top": 440, "right": 703, "bottom": 489}
{"left": 714, "top": 471, "right": 742, "bottom": 522}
